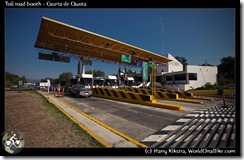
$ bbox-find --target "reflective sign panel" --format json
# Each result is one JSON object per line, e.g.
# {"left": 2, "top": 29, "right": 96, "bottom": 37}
{"left": 121, "top": 54, "right": 131, "bottom": 63}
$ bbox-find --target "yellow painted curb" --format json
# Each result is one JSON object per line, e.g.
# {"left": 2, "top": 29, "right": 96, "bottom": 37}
{"left": 192, "top": 96, "right": 213, "bottom": 101}
{"left": 175, "top": 98, "right": 204, "bottom": 104}
{"left": 44, "top": 95, "right": 112, "bottom": 148}
{"left": 148, "top": 101, "right": 183, "bottom": 111}
{"left": 53, "top": 96, "right": 148, "bottom": 148}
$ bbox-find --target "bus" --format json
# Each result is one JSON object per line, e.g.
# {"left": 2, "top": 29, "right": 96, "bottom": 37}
{"left": 93, "top": 77, "right": 105, "bottom": 87}
{"left": 104, "top": 75, "right": 118, "bottom": 88}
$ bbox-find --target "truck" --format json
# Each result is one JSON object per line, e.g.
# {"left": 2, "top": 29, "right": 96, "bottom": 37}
{"left": 123, "top": 76, "right": 136, "bottom": 87}
{"left": 68, "top": 74, "right": 93, "bottom": 91}
{"left": 93, "top": 77, "right": 105, "bottom": 87}
{"left": 79, "top": 74, "right": 93, "bottom": 88}
{"left": 104, "top": 75, "right": 118, "bottom": 88}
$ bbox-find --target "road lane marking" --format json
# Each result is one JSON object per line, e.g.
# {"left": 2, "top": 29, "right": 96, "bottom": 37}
{"left": 162, "top": 125, "right": 181, "bottom": 131}
{"left": 141, "top": 134, "right": 168, "bottom": 142}
{"left": 53, "top": 95, "right": 148, "bottom": 148}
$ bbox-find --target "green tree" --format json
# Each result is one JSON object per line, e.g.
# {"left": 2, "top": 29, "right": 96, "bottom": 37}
{"left": 175, "top": 56, "right": 188, "bottom": 70}
{"left": 5, "top": 71, "right": 29, "bottom": 87}
{"left": 52, "top": 78, "right": 60, "bottom": 84}
{"left": 40, "top": 79, "right": 47, "bottom": 82}
{"left": 59, "top": 72, "right": 73, "bottom": 87}
{"left": 199, "top": 60, "right": 214, "bottom": 66}
{"left": 160, "top": 76, "right": 167, "bottom": 87}
{"left": 217, "top": 56, "right": 235, "bottom": 85}
{"left": 20, "top": 76, "right": 28, "bottom": 83}
{"left": 85, "top": 70, "right": 105, "bottom": 77}
{"left": 5, "top": 71, "right": 20, "bottom": 85}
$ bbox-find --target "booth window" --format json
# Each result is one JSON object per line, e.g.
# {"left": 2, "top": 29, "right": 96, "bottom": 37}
{"left": 189, "top": 73, "right": 197, "bottom": 80}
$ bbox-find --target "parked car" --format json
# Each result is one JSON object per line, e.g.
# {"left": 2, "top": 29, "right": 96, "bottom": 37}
{"left": 69, "top": 84, "right": 93, "bottom": 98}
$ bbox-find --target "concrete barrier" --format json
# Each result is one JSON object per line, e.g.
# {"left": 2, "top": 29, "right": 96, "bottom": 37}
{"left": 158, "top": 89, "right": 193, "bottom": 98}
{"left": 93, "top": 87, "right": 152, "bottom": 102}
{"left": 158, "top": 89, "right": 213, "bottom": 101}
{"left": 124, "top": 87, "right": 178, "bottom": 99}
{"left": 92, "top": 87, "right": 183, "bottom": 111}
{"left": 124, "top": 87, "right": 203, "bottom": 104}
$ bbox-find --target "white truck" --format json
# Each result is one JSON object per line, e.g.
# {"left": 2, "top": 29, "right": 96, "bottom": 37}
{"left": 104, "top": 75, "right": 118, "bottom": 88}
{"left": 79, "top": 74, "right": 93, "bottom": 89}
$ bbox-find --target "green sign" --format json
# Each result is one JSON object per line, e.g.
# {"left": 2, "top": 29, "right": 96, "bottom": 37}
{"left": 148, "top": 61, "right": 155, "bottom": 68}
{"left": 121, "top": 54, "right": 131, "bottom": 63}
{"left": 142, "top": 62, "right": 148, "bottom": 81}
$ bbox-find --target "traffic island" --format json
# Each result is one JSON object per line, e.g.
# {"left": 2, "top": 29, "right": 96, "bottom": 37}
{"left": 92, "top": 87, "right": 183, "bottom": 111}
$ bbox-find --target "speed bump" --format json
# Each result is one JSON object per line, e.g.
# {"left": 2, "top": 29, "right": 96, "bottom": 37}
{"left": 92, "top": 87, "right": 183, "bottom": 111}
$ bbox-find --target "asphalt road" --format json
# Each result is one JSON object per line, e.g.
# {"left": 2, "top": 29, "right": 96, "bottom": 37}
{"left": 59, "top": 94, "right": 223, "bottom": 142}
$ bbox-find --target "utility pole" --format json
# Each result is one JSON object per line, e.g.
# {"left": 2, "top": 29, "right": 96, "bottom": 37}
{"left": 160, "top": 9, "right": 164, "bottom": 55}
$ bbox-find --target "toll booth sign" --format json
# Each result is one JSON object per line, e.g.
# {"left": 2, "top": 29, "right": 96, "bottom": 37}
{"left": 136, "top": 61, "right": 143, "bottom": 67}
{"left": 143, "top": 62, "right": 148, "bottom": 81}
{"left": 121, "top": 54, "right": 131, "bottom": 63}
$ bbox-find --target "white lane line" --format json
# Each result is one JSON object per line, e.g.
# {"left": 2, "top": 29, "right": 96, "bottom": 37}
{"left": 189, "top": 125, "right": 195, "bottom": 131}
{"left": 176, "top": 118, "right": 191, "bottom": 123}
{"left": 211, "top": 118, "right": 216, "bottom": 123}
{"left": 212, "top": 133, "right": 219, "bottom": 141}
{"left": 218, "top": 124, "right": 224, "bottom": 130}
{"left": 186, "top": 114, "right": 199, "bottom": 117}
{"left": 221, "top": 133, "right": 227, "bottom": 141}
{"left": 217, "top": 118, "right": 222, "bottom": 123}
{"left": 196, "top": 125, "right": 202, "bottom": 131}
{"left": 181, "top": 125, "right": 188, "bottom": 131}
{"left": 227, "top": 124, "right": 232, "bottom": 129}
{"left": 205, "top": 118, "right": 211, "bottom": 123}
{"left": 141, "top": 134, "right": 168, "bottom": 142}
{"left": 161, "top": 125, "right": 181, "bottom": 131}
{"left": 166, "top": 135, "right": 176, "bottom": 142}
{"left": 193, "top": 110, "right": 204, "bottom": 113}
{"left": 184, "top": 135, "right": 193, "bottom": 142}
{"left": 211, "top": 124, "right": 217, "bottom": 130}
{"left": 194, "top": 134, "right": 202, "bottom": 141}
{"left": 175, "top": 135, "right": 184, "bottom": 142}
{"left": 204, "top": 124, "right": 211, "bottom": 130}
{"left": 204, "top": 133, "right": 210, "bottom": 141}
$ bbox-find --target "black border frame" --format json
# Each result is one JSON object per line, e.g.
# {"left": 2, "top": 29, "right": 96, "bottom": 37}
{"left": 1, "top": 0, "right": 241, "bottom": 157}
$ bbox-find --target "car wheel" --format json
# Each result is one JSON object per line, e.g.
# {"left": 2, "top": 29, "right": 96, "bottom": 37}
{"left": 76, "top": 93, "right": 80, "bottom": 98}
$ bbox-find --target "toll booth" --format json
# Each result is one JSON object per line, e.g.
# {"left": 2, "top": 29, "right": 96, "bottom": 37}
{"left": 93, "top": 77, "right": 105, "bottom": 87}
{"left": 104, "top": 75, "right": 118, "bottom": 88}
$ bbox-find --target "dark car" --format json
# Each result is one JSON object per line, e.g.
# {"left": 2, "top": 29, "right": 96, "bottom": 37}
{"left": 69, "top": 84, "right": 93, "bottom": 98}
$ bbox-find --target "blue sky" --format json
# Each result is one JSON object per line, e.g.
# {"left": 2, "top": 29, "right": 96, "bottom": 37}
{"left": 5, "top": 8, "right": 235, "bottom": 80}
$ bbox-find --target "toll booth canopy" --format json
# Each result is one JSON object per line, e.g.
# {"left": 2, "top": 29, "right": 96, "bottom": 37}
{"left": 34, "top": 17, "right": 172, "bottom": 66}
